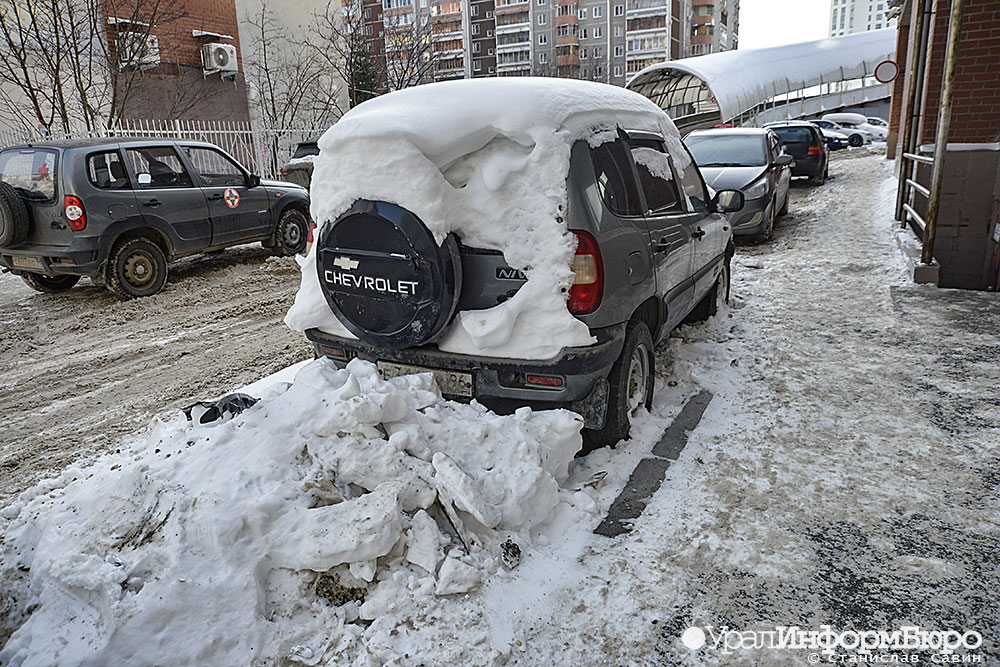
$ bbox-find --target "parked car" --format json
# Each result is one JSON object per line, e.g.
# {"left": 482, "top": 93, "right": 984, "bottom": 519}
{"left": 0, "top": 138, "right": 310, "bottom": 298}
{"left": 302, "top": 79, "right": 744, "bottom": 448}
{"left": 765, "top": 121, "right": 830, "bottom": 184}
{"left": 280, "top": 139, "right": 319, "bottom": 189}
{"left": 820, "top": 127, "right": 849, "bottom": 151}
{"left": 685, "top": 127, "right": 793, "bottom": 242}
{"left": 866, "top": 116, "right": 889, "bottom": 129}
{"left": 821, "top": 112, "right": 887, "bottom": 141}
{"left": 809, "top": 119, "right": 872, "bottom": 147}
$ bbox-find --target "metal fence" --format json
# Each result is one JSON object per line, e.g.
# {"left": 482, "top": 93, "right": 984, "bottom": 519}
{"left": 0, "top": 119, "right": 327, "bottom": 180}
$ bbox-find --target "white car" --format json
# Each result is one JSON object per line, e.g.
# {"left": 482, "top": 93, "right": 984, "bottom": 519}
{"left": 809, "top": 119, "right": 873, "bottom": 147}
{"left": 867, "top": 116, "right": 890, "bottom": 129}
{"left": 822, "top": 112, "right": 887, "bottom": 141}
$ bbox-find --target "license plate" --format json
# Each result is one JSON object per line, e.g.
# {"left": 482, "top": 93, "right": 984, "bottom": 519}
{"left": 376, "top": 361, "right": 473, "bottom": 398}
{"left": 11, "top": 256, "right": 44, "bottom": 270}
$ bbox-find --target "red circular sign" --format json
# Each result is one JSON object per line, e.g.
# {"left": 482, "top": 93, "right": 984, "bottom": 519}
{"left": 224, "top": 188, "right": 240, "bottom": 209}
{"left": 874, "top": 60, "right": 899, "bottom": 84}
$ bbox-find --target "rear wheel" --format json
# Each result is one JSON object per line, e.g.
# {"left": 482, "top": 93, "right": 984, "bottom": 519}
{"left": 582, "top": 320, "right": 654, "bottom": 451}
{"left": 271, "top": 209, "right": 308, "bottom": 256}
{"left": 106, "top": 237, "right": 168, "bottom": 299}
{"left": 811, "top": 168, "right": 826, "bottom": 185}
{"left": 848, "top": 134, "right": 863, "bottom": 148}
{"left": 21, "top": 273, "right": 80, "bottom": 293}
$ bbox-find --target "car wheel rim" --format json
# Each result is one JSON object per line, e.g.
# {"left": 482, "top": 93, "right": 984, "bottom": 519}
{"left": 124, "top": 251, "right": 156, "bottom": 288}
{"left": 283, "top": 220, "right": 302, "bottom": 248}
{"left": 626, "top": 343, "right": 650, "bottom": 422}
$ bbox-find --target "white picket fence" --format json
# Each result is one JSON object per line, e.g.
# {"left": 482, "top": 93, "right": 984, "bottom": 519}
{"left": 0, "top": 119, "right": 327, "bottom": 180}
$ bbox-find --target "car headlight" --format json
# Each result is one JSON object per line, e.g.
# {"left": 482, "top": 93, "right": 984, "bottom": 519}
{"left": 744, "top": 177, "right": 768, "bottom": 200}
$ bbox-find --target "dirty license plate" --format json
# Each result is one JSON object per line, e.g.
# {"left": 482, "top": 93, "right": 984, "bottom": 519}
{"left": 10, "top": 256, "right": 44, "bottom": 270}
{"left": 376, "top": 361, "right": 473, "bottom": 398}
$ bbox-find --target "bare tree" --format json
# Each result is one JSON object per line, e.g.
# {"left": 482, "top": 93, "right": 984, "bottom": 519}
{"left": 311, "top": 1, "right": 384, "bottom": 109}
{"left": 0, "top": 0, "right": 189, "bottom": 132}
{"left": 382, "top": 14, "right": 437, "bottom": 92}
{"left": 242, "top": 4, "right": 343, "bottom": 129}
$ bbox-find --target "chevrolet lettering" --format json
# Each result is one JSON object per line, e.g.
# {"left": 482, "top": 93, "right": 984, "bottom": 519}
{"left": 324, "top": 270, "right": 420, "bottom": 296}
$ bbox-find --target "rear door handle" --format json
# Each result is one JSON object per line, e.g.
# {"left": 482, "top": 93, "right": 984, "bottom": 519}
{"left": 143, "top": 199, "right": 161, "bottom": 208}
{"left": 653, "top": 238, "right": 672, "bottom": 254}
{"left": 207, "top": 193, "right": 223, "bottom": 201}
{"left": 692, "top": 227, "right": 706, "bottom": 240}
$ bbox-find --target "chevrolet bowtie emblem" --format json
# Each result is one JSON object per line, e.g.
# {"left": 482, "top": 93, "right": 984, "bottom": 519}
{"left": 333, "top": 257, "right": 360, "bottom": 270}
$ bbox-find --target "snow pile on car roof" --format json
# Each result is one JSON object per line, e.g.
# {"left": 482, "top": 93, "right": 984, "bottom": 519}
{"left": 0, "top": 358, "right": 593, "bottom": 665}
{"left": 285, "top": 78, "right": 680, "bottom": 359}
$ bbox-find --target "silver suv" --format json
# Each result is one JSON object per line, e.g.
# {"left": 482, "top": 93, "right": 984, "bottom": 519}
{"left": 303, "top": 84, "right": 742, "bottom": 448}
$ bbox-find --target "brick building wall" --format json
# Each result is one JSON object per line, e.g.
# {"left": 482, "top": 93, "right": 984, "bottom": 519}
{"left": 106, "top": 0, "right": 251, "bottom": 122}
{"left": 915, "top": 0, "right": 1000, "bottom": 144}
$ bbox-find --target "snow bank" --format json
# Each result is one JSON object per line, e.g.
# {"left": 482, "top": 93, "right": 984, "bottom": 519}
{"left": 0, "top": 359, "right": 590, "bottom": 666}
{"left": 285, "top": 77, "right": 680, "bottom": 359}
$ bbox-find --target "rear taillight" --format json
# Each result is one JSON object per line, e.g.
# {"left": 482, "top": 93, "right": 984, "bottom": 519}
{"left": 64, "top": 195, "right": 86, "bottom": 231}
{"left": 307, "top": 221, "right": 316, "bottom": 245}
{"left": 526, "top": 374, "right": 564, "bottom": 388}
{"left": 568, "top": 230, "right": 603, "bottom": 315}
{"left": 807, "top": 145, "right": 822, "bottom": 156}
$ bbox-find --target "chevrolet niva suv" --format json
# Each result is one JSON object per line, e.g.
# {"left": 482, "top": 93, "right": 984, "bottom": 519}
{"left": 297, "top": 80, "right": 744, "bottom": 448}
{"left": 0, "top": 138, "right": 310, "bottom": 298}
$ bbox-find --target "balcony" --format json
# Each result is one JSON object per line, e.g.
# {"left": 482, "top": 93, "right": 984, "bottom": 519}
{"left": 692, "top": 14, "right": 714, "bottom": 25}
{"left": 556, "top": 14, "right": 579, "bottom": 25}
{"left": 556, "top": 34, "right": 580, "bottom": 46}
{"left": 692, "top": 0, "right": 714, "bottom": 5}
{"left": 556, "top": 55, "right": 580, "bottom": 67}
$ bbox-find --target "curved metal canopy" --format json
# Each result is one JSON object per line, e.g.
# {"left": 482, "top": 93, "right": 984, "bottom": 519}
{"left": 627, "top": 29, "right": 897, "bottom": 126}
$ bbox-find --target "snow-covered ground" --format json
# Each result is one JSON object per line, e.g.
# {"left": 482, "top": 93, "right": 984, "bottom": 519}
{"left": 2, "top": 149, "right": 998, "bottom": 665}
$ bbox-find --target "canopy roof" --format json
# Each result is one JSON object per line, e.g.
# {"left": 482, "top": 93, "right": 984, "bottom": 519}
{"left": 627, "top": 30, "right": 897, "bottom": 124}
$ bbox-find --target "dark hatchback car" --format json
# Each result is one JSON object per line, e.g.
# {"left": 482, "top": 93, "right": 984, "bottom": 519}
{"left": 0, "top": 138, "right": 310, "bottom": 298}
{"left": 685, "top": 128, "right": 793, "bottom": 242}
{"left": 280, "top": 140, "right": 319, "bottom": 189}
{"left": 765, "top": 121, "right": 829, "bottom": 184}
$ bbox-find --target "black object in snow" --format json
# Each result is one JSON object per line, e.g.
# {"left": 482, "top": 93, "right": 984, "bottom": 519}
{"left": 183, "top": 392, "right": 259, "bottom": 425}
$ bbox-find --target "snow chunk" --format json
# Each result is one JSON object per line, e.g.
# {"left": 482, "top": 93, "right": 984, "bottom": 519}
{"left": 405, "top": 510, "right": 443, "bottom": 575}
{"left": 435, "top": 557, "right": 482, "bottom": 596}
{"left": 286, "top": 77, "right": 681, "bottom": 360}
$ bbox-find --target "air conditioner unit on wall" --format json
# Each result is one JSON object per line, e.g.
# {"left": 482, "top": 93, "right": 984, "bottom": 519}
{"left": 203, "top": 43, "right": 238, "bottom": 74}
{"left": 117, "top": 33, "right": 160, "bottom": 70}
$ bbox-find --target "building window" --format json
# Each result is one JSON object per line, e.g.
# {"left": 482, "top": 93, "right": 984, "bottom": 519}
{"left": 489, "top": 47, "right": 494, "bottom": 54}
{"left": 614, "top": 4, "right": 623, "bottom": 15}
{"left": 614, "top": 65, "right": 622, "bottom": 76}
{"left": 614, "top": 45, "right": 623, "bottom": 56}
{"left": 487, "top": 29, "right": 493, "bottom": 35}
{"left": 580, "top": 47, "right": 587, "bottom": 58}
{"left": 578, "top": 7, "right": 587, "bottom": 18}
{"left": 594, "top": 46, "right": 602, "bottom": 57}
{"left": 593, "top": 5, "right": 602, "bottom": 16}
{"left": 490, "top": 66, "right": 495, "bottom": 72}
{"left": 471, "top": 4, "right": 479, "bottom": 15}
{"left": 539, "top": 33, "right": 547, "bottom": 44}
{"left": 472, "top": 23, "right": 480, "bottom": 34}
{"left": 540, "top": 52, "right": 548, "bottom": 63}
{"left": 474, "top": 60, "right": 482, "bottom": 71}
{"left": 580, "top": 27, "right": 587, "bottom": 38}
{"left": 473, "top": 41, "right": 481, "bottom": 52}
{"left": 487, "top": 10, "right": 493, "bottom": 16}
{"left": 594, "top": 26, "right": 602, "bottom": 37}
{"left": 614, "top": 25, "right": 622, "bottom": 36}
{"left": 538, "top": 13, "right": 546, "bottom": 23}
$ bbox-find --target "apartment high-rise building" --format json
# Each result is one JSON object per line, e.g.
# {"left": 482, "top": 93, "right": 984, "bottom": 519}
{"left": 689, "top": 0, "right": 737, "bottom": 56}
{"left": 343, "top": 0, "right": 736, "bottom": 100}
{"left": 829, "top": 0, "right": 896, "bottom": 37}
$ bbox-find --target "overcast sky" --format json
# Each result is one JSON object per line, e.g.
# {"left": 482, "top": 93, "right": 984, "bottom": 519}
{"left": 739, "top": 0, "right": 832, "bottom": 50}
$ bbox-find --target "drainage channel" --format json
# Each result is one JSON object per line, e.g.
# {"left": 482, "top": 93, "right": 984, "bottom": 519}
{"left": 594, "top": 390, "right": 713, "bottom": 538}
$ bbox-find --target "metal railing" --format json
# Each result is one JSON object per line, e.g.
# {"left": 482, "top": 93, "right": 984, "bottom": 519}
{"left": 0, "top": 119, "right": 328, "bottom": 180}
{"left": 898, "top": 151, "right": 933, "bottom": 239}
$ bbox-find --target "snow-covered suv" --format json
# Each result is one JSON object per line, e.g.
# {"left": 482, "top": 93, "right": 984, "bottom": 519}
{"left": 0, "top": 138, "right": 310, "bottom": 298}
{"left": 286, "top": 79, "right": 743, "bottom": 447}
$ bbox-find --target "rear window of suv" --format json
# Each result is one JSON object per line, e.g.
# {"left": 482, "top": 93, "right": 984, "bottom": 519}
{"left": 0, "top": 148, "right": 57, "bottom": 201}
{"left": 771, "top": 127, "right": 815, "bottom": 144}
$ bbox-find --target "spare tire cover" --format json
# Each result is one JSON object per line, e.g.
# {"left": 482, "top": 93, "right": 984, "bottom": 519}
{"left": 316, "top": 200, "right": 462, "bottom": 349}
{"left": 0, "top": 182, "right": 30, "bottom": 247}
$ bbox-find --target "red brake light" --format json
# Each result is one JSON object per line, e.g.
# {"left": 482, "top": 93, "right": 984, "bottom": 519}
{"left": 64, "top": 195, "right": 86, "bottom": 231}
{"left": 307, "top": 221, "right": 316, "bottom": 244}
{"left": 807, "top": 145, "right": 822, "bottom": 156}
{"left": 526, "top": 374, "right": 564, "bottom": 388}
{"left": 568, "top": 230, "right": 603, "bottom": 315}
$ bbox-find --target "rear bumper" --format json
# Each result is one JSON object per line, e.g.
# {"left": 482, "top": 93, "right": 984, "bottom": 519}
{"left": 0, "top": 238, "right": 103, "bottom": 276}
{"left": 305, "top": 323, "right": 627, "bottom": 428}
{"left": 791, "top": 156, "right": 823, "bottom": 178}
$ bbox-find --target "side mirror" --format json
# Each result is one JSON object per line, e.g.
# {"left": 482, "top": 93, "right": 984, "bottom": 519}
{"left": 774, "top": 154, "right": 794, "bottom": 167}
{"left": 713, "top": 189, "right": 744, "bottom": 213}
{"left": 247, "top": 174, "right": 261, "bottom": 188}
{"left": 137, "top": 173, "right": 152, "bottom": 185}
